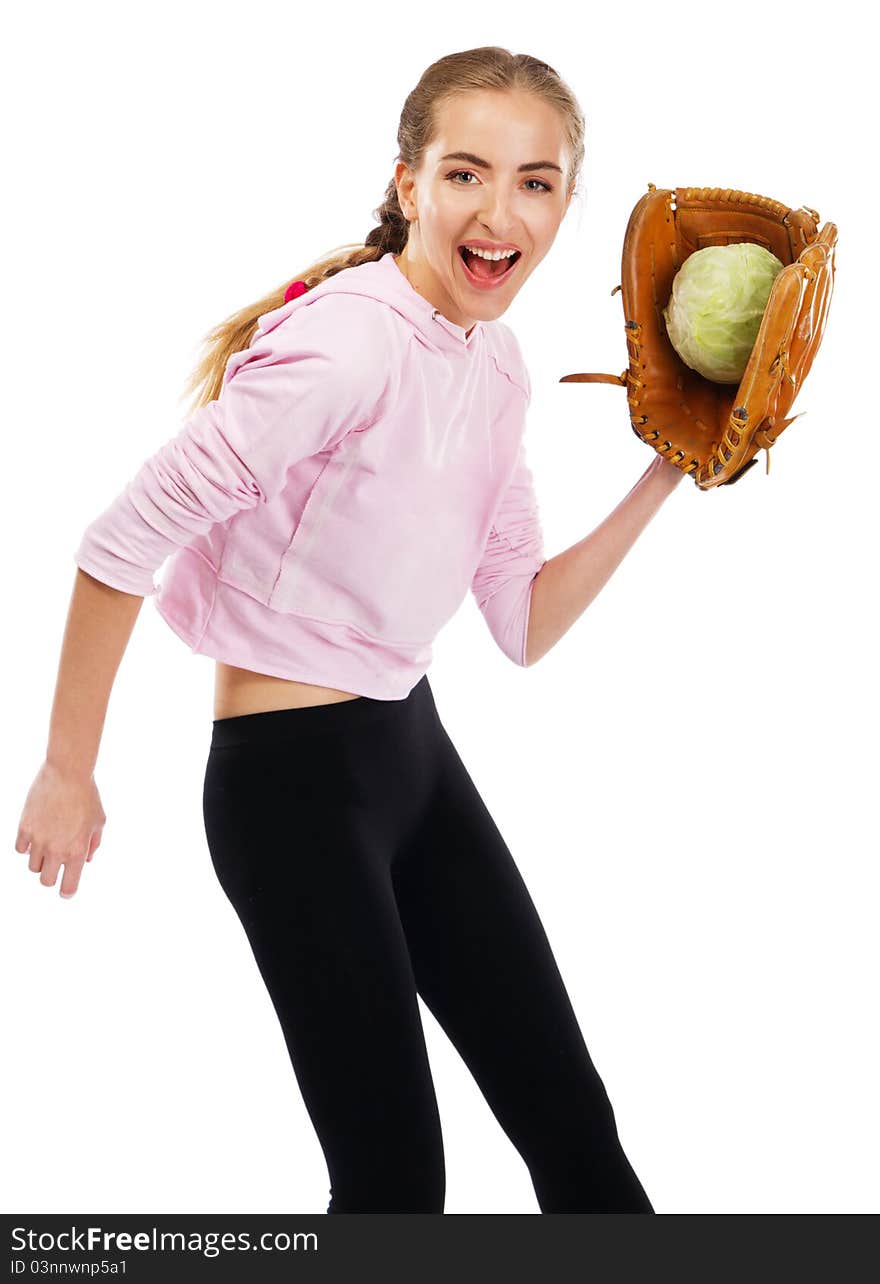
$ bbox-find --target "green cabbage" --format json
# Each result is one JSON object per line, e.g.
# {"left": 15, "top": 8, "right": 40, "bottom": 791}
{"left": 662, "top": 242, "right": 785, "bottom": 384}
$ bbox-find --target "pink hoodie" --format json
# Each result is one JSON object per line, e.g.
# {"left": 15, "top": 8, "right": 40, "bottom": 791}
{"left": 74, "top": 251, "right": 547, "bottom": 699}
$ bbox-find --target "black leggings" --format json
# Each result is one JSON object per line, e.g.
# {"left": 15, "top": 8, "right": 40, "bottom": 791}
{"left": 202, "top": 674, "right": 654, "bottom": 1214}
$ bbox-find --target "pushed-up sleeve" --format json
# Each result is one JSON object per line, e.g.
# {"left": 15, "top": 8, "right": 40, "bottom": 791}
{"left": 73, "top": 295, "right": 394, "bottom": 596}
{"left": 470, "top": 439, "right": 547, "bottom": 667}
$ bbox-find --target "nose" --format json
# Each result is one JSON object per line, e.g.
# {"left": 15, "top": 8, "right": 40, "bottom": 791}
{"left": 476, "top": 191, "right": 519, "bottom": 243}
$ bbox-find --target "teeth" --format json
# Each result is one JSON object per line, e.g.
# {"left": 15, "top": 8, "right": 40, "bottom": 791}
{"left": 462, "top": 245, "right": 518, "bottom": 261}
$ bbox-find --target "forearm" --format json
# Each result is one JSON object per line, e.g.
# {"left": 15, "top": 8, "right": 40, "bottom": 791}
{"left": 46, "top": 568, "right": 145, "bottom": 778}
{"left": 525, "top": 455, "right": 684, "bottom": 666}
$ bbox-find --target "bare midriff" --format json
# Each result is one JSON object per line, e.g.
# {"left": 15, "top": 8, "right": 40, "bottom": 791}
{"left": 213, "top": 661, "right": 363, "bottom": 719}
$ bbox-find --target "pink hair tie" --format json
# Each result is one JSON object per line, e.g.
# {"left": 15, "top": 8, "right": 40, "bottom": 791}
{"left": 284, "top": 279, "right": 308, "bottom": 303}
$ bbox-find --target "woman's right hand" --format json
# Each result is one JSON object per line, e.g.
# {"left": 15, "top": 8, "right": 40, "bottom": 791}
{"left": 14, "top": 760, "right": 106, "bottom": 899}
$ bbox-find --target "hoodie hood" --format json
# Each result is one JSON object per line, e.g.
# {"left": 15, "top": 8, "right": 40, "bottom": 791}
{"left": 252, "top": 250, "right": 530, "bottom": 399}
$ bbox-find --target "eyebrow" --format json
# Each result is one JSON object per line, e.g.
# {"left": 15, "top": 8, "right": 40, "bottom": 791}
{"left": 439, "top": 150, "right": 563, "bottom": 175}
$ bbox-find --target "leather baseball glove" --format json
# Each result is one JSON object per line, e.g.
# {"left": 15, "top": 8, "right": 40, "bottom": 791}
{"left": 560, "top": 184, "right": 838, "bottom": 489}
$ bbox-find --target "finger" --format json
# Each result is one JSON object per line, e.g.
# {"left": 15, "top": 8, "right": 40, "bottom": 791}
{"left": 86, "top": 829, "right": 101, "bottom": 863}
{"left": 28, "top": 846, "right": 44, "bottom": 874}
{"left": 14, "top": 829, "right": 31, "bottom": 855}
{"left": 59, "top": 860, "right": 84, "bottom": 899}
{"left": 39, "top": 856, "right": 61, "bottom": 889}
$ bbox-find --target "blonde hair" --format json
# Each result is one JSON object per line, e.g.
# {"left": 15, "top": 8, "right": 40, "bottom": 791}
{"left": 179, "top": 46, "right": 586, "bottom": 416}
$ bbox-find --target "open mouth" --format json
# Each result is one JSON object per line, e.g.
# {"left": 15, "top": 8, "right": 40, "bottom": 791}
{"left": 457, "top": 245, "right": 521, "bottom": 284}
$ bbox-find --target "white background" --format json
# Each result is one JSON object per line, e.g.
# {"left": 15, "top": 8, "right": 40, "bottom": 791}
{"left": 2, "top": 0, "right": 874, "bottom": 1216}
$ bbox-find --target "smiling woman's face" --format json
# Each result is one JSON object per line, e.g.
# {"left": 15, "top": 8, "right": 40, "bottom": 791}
{"left": 393, "top": 89, "right": 575, "bottom": 332}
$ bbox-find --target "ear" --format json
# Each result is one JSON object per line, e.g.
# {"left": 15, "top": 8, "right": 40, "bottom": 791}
{"left": 394, "top": 160, "right": 416, "bottom": 220}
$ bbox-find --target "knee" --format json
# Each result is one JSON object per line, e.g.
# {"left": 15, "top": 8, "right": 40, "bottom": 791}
{"left": 327, "top": 1158, "right": 445, "bottom": 1213}
{"left": 327, "top": 1172, "right": 445, "bottom": 1213}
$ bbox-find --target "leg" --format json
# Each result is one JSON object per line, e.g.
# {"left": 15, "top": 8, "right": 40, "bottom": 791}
{"left": 391, "top": 729, "right": 654, "bottom": 1213}
{"left": 202, "top": 731, "right": 445, "bottom": 1213}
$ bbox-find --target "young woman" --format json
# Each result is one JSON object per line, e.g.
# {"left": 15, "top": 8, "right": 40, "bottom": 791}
{"left": 16, "top": 47, "right": 683, "bottom": 1212}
